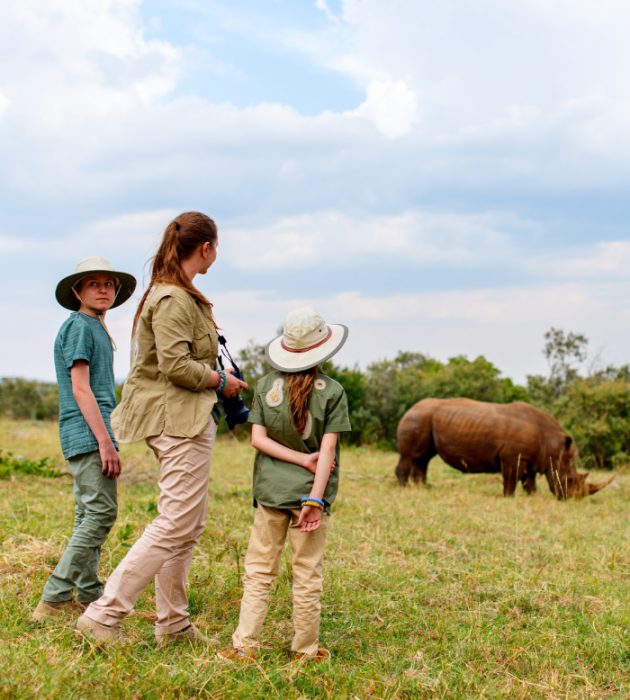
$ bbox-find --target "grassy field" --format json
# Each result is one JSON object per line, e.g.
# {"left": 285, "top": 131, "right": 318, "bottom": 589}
{"left": 0, "top": 418, "right": 628, "bottom": 699}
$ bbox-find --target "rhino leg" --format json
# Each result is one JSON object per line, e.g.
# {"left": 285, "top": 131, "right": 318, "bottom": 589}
{"left": 500, "top": 455, "right": 518, "bottom": 497}
{"left": 395, "top": 457, "right": 414, "bottom": 486}
{"left": 501, "top": 453, "right": 535, "bottom": 497}
{"left": 520, "top": 470, "right": 537, "bottom": 495}
{"left": 411, "top": 455, "right": 432, "bottom": 485}
{"left": 503, "top": 473, "right": 518, "bottom": 497}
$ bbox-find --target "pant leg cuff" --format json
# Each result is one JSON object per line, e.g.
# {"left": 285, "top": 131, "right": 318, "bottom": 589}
{"left": 83, "top": 604, "right": 123, "bottom": 628}
{"left": 155, "top": 620, "right": 191, "bottom": 636}
{"left": 291, "top": 641, "right": 320, "bottom": 655}
{"left": 232, "top": 630, "right": 260, "bottom": 651}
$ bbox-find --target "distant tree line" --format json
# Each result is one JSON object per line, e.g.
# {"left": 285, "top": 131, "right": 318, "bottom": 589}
{"left": 2, "top": 328, "right": 628, "bottom": 469}
{"left": 233, "top": 328, "right": 629, "bottom": 470}
{"left": 0, "top": 378, "right": 58, "bottom": 421}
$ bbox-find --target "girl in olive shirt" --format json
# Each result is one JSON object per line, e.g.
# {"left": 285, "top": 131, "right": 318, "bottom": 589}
{"left": 221, "top": 307, "right": 350, "bottom": 663}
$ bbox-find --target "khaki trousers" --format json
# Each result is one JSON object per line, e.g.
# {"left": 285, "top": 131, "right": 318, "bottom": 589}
{"left": 85, "top": 420, "right": 216, "bottom": 635}
{"left": 232, "top": 504, "right": 329, "bottom": 656}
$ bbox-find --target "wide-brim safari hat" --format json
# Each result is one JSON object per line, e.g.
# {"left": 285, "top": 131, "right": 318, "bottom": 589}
{"left": 55, "top": 257, "right": 137, "bottom": 311}
{"left": 266, "top": 307, "right": 348, "bottom": 372}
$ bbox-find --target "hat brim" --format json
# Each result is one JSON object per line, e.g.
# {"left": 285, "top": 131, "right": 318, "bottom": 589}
{"left": 55, "top": 270, "right": 137, "bottom": 311}
{"left": 265, "top": 324, "right": 348, "bottom": 372}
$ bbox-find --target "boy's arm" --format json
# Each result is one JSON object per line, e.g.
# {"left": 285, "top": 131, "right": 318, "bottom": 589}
{"left": 297, "top": 432, "right": 337, "bottom": 532}
{"left": 71, "top": 361, "right": 121, "bottom": 478}
{"left": 250, "top": 424, "right": 319, "bottom": 472}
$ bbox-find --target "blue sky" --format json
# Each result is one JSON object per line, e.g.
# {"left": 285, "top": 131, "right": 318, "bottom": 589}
{"left": 0, "top": 0, "right": 629, "bottom": 383}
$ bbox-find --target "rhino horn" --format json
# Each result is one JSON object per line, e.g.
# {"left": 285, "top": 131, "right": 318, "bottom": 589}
{"left": 587, "top": 475, "right": 615, "bottom": 496}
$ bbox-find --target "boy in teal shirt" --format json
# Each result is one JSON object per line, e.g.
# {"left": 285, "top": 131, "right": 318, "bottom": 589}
{"left": 32, "top": 257, "right": 135, "bottom": 622}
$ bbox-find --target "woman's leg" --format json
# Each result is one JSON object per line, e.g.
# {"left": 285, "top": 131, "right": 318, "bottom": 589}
{"left": 288, "top": 512, "right": 329, "bottom": 656}
{"left": 153, "top": 420, "right": 215, "bottom": 636}
{"left": 231, "top": 505, "right": 290, "bottom": 651}
{"left": 83, "top": 420, "right": 215, "bottom": 630}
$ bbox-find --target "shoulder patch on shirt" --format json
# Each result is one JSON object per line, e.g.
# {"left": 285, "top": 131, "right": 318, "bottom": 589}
{"left": 265, "top": 377, "right": 284, "bottom": 407}
{"left": 314, "top": 378, "right": 327, "bottom": 391}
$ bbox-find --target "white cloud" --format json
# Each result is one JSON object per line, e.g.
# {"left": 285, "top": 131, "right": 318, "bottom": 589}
{"left": 0, "top": 234, "right": 25, "bottom": 253}
{"left": 351, "top": 80, "right": 418, "bottom": 138}
{"left": 530, "top": 240, "right": 630, "bottom": 278}
{"left": 288, "top": 0, "right": 630, "bottom": 157}
{"left": 0, "top": 0, "right": 180, "bottom": 134}
{"left": 224, "top": 208, "right": 529, "bottom": 270}
{"left": 314, "top": 0, "right": 339, "bottom": 23}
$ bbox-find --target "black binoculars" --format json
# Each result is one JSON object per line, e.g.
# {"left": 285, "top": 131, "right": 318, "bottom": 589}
{"left": 215, "top": 334, "right": 249, "bottom": 430}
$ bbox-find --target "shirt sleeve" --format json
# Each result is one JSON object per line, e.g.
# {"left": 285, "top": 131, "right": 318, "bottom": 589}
{"left": 248, "top": 388, "right": 265, "bottom": 426}
{"left": 61, "top": 317, "right": 94, "bottom": 369}
{"left": 324, "top": 387, "right": 352, "bottom": 434}
{"left": 152, "top": 295, "right": 214, "bottom": 391}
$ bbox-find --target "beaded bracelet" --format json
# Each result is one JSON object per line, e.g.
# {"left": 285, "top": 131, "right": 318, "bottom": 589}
{"left": 300, "top": 496, "right": 325, "bottom": 510}
{"left": 215, "top": 370, "right": 227, "bottom": 392}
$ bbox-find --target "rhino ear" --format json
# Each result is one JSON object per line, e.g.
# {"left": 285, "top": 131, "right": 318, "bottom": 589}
{"left": 564, "top": 435, "right": 573, "bottom": 449}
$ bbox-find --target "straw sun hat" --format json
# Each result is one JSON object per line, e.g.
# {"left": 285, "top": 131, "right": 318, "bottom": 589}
{"left": 55, "top": 257, "right": 137, "bottom": 311}
{"left": 266, "top": 307, "right": 348, "bottom": 372}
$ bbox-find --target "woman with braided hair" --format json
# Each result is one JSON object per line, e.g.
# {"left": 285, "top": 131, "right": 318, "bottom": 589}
{"left": 76, "top": 211, "right": 247, "bottom": 645}
{"left": 219, "top": 307, "right": 351, "bottom": 663}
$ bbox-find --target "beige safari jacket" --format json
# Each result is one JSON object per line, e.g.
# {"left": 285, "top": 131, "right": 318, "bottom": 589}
{"left": 111, "top": 283, "right": 219, "bottom": 442}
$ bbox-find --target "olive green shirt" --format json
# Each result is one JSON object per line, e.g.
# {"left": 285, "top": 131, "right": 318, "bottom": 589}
{"left": 111, "top": 284, "right": 219, "bottom": 442}
{"left": 248, "top": 370, "right": 351, "bottom": 513}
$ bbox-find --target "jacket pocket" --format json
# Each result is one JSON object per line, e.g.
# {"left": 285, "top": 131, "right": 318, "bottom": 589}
{"left": 192, "top": 326, "right": 213, "bottom": 360}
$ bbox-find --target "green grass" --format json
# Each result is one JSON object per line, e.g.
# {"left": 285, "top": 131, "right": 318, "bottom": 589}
{"left": 0, "top": 418, "right": 628, "bottom": 699}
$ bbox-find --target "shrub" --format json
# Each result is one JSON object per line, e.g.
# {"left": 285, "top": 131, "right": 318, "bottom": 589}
{"left": 554, "top": 378, "right": 630, "bottom": 469}
{"left": 0, "top": 451, "right": 62, "bottom": 479}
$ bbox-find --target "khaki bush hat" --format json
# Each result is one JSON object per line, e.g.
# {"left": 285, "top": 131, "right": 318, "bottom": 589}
{"left": 266, "top": 307, "right": 348, "bottom": 372}
{"left": 55, "top": 257, "right": 137, "bottom": 311}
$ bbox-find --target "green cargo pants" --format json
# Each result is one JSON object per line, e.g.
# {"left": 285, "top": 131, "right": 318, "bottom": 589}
{"left": 41, "top": 450, "right": 118, "bottom": 604}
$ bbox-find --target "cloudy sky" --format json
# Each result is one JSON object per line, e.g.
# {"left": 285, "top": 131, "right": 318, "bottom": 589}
{"left": 1, "top": 0, "right": 629, "bottom": 384}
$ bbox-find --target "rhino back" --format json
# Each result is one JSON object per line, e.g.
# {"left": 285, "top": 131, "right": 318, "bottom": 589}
{"left": 431, "top": 399, "right": 550, "bottom": 472}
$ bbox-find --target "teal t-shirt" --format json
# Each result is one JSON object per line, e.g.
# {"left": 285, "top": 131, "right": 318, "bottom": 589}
{"left": 54, "top": 312, "right": 118, "bottom": 459}
{"left": 248, "top": 370, "right": 351, "bottom": 512}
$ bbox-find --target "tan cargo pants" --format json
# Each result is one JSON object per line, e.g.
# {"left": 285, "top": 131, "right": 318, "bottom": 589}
{"left": 84, "top": 419, "right": 216, "bottom": 636}
{"left": 232, "top": 503, "right": 329, "bottom": 656}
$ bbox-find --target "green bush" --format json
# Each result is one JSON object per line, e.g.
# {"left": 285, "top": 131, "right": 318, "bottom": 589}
{"left": 0, "top": 451, "right": 62, "bottom": 479}
{"left": 0, "top": 377, "right": 58, "bottom": 420}
{"left": 554, "top": 378, "right": 630, "bottom": 469}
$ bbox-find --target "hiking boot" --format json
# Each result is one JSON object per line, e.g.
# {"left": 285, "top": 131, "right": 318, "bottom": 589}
{"left": 156, "top": 624, "right": 209, "bottom": 647}
{"left": 293, "top": 647, "right": 331, "bottom": 663}
{"left": 75, "top": 614, "right": 124, "bottom": 644}
{"left": 31, "top": 599, "right": 75, "bottom": 623}
{"left": 216, "top": 646, "right": 257, "bottom": 664}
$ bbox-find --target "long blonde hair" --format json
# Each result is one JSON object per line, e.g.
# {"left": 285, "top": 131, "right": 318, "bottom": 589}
{"left": 286, "top": 366, "right": 319, "bottom": 434}
{"left": 132, "top": 212, "right": 217, "bottom": 334}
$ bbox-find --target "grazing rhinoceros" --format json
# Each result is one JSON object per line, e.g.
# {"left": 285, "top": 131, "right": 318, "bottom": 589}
{"left": 395, "top": 398, "right": 614, "bottom": 499}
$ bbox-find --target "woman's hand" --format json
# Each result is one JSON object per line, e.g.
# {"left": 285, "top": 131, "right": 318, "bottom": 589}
{"left": 221, "top": 367, "right": 248, "bottom": 397}
{"left": 297, "top": 505, "right": 322, "bottom": 532}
